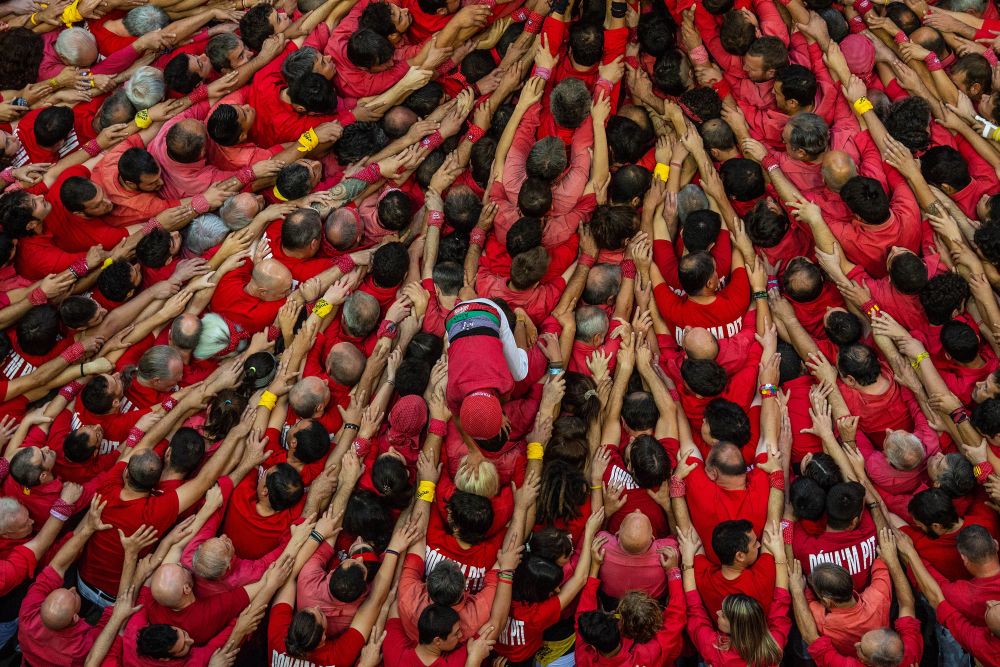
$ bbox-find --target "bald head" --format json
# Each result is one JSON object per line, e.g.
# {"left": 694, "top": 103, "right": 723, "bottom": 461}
{"left": 618, "top": 511, "right": 654, "bottom": 554}
{"left": 192, "top": 538, "right": 232, "bottom": 580}
{"left": 220, "top": 192, "right": 263, "bottom": 230}
{"left": 326, "top": 342, "right": 366, "bottom": 386}
{"left": 383, "top": 105, "right": 418, "bottom": 138}
{"left": 325, "top": 208, "right": 360, "bottom": 251}
{"left": 40, "top": 588, "right": 80, "bottom": 630}
{"left": 821, "top": 150, "right": 857, "bottom": 193}
{"left": 858, "top": 628, "right": 904, "bottom": 667}
{"left": 289, "top": 376, "right": 330, "bottom": 418}
{"left": 170, "top": 313, "right": 202, "bottom": 350}
{"left": 165, "top": 119, "right": 206, "bottom": 163}
{"left": 251, "top": 259, "right": 293, "bottom": 300}
{"left": 150, "top": 563, "right": 193, "bottom": 609}
{"left": 683, "top": 327, "right": 720, "bottom": 360}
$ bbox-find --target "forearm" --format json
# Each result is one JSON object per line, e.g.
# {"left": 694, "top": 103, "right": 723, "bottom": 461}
{"left": 790, "top": 586, "right": 819, "bottom": 643}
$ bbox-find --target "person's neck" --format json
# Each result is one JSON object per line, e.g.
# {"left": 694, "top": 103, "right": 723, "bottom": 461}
{"left": 973, "top": 560, "right": 1000, "bottom": 579}
{"left": 599, "top": 644, "right": 623, "bottom": 658}
{"left": 720, "top": 563, "right": 745, "bottom": 580}
{"left": 176, "top": 348, "right": 192, "bottom": 364}
{"left": 117, "top": 175, "right": 139, "bottom": 193}
{"left": 161, "top": 470, "right": 185, "bottom": 482}
{"left": 856, "top": 375, "right": 891, "bottom": 395}
{"left": 282, "top": 245, "right": 314, "bottom": 259}
{"left": 715, "top": 473, "right": 746, "bottom": 491}
{"left": 170, "top": 594, "right": 195, "bottom": 612}
{"left": 829, "top": 596, "right": 857, "bottom": 610}
{"left": 119, "top": 486, "right": 150, "bottom": 502}
{"left": 943, "top": 519, "right": 964, "bottom": 536}
{"left": 256, "top": 500, "right": 277, "bottom": 517}
{"left": 689, "top": 290, "right": 717, "bottom": 304}
{"left": 414, "top": 644, "right": 442, "bottom": 665}
{"left": 963, "top": 355, "right": 986, "bottom": 369}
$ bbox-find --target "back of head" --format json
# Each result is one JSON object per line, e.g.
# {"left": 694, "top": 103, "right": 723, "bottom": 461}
{"left": 426, "top": 561, "right": 466, "bottom": 606}
{"left": 920, "top": 145, "right": 972, "bottom": 192}
{"left": 446, "top": 490, "right": 493, "bottom": 544}
{"left": 957, "top": 524, "right": 997, "bottom": 564}
{"left": 840, "top": 176, "right": 890, "bottom": 225}
{"left": 289, "top": 73, "right": 337, "bottom": 115}
{"left": 825, "top": 481, "right": 865, "bottom": 529}
{"left": 550, "top": 78, "right": 591, "bottom": 129}
{"left": 810, "top": 562, "right": 854, "bottom": 603}
{"left": 908, "top": 487, "right": 958, "bottom": 531}
{"left": 712, "top": 519, "right": 753, "bottom": 565}
{"left": 920, "top": 272, "right": 969, "bottom": 325}
{"left": 526, "top": 137, "right": 568, "bottom": 181}
{"left": 680, "top": 357, "right": 727, "bottom": 396}
{"left": 720, "top": 158, "right": 765, "bottom": 202}
{"left": 786, "top": 112, "right": 829, "bottom": 159}
{"left": 704, "top": 398, "right": 751, "bottom": 447}
{"left": 790, "top": 477, "right": 826, "bottom": 520}
{"left": 677, "top": 251, "right": 716, "bottom": 295}
{"left": 512, "top": 555, "right": 564, "bottom": 602}
{"left": 239, "top": 4, "right": 276, "bottom": 52}
{"left": 628, "top": 434, "right": 671, "bottom": 488}
{"left": 265, "top": 463, "right": 304, "bottom": 510}
{"left": 705, "top": 441, "right": 747, "bottom": 476}
{"left": 417, "top": 604, "right": 460, "bottom": 645}
{"left": 510, "top": 247, "right": 550, "bottom": 289}
{"left": 578, "top": 611, "right": 620, "bottom": 653}
{"left": 941, "top": 320, "right": 980, "bottom": 363}
{"left": 569, "top": 21, "right": 603, "bottom": 66}
{"left": 681, "top": 209, "right": 722, "bottom": 252}
{"left": 837, "top": 343, "right": 881, "bottom": 386}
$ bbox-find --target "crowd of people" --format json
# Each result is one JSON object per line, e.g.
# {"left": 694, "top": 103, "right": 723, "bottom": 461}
{"left": 2, "top": 0, "right": 1000, "bottom": 663}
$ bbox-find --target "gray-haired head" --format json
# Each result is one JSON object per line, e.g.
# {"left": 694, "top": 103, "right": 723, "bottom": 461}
{"left": 124, "top": 66, "right": 165, "bottom": 109}
{"left": 341, "top": 291, "right": 381, "bottom": 338}
{"left": 184, "top": 214, "right": 229, "bottom": 255}
{"left": 219, "top": 193, "right": 260, "bottom": 231}
{"left": 137, "top": 345, "right": 183, "bottom": 383}
{"left": 786, "top": 112, "right": 829, "bottom": 159}
{"left": 526, "top": 137, "right": 568, "bottom": 181}
{"left": 550, "top": 78, "right": 591, "bottom": 130}
{"left": 0, "top": 498, "right": 24, "bottom": 535}
{"left": 206, "top": 33, "right": 242, "bottom": 73}
{"left": 426, "top": 560, "right": 466, "bottom": 606}
{"left": 123, "top": 5, "right": 170, "bottom": 36}
{"left": 192, "top": 313, "right": 238, "bottom": 360}
{"left": 282, "top": 47, "right": 320, "bottom": 85}
{"left": 169, "top": 313, "right": 202, "bottom": 351}
{"left": 677, "top": 184, "right": 709, "bottom": 224}
{"left": 883, "top": 431, "right": 925, "bottom": 471}
{"left": 55, "top": 28, "right": 98, "bottom": 67}
{"left": 575, "top": 305, "right": 609, "bottom": 344}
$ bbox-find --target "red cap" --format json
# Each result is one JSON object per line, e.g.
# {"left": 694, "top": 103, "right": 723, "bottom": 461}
{"left": 460, "top": 391, "right": 503, "bottom": 440}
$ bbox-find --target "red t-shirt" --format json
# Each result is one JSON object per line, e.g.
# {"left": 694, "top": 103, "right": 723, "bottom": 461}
{"left": 653, "top": 267, "right": 750, "bottom": 341}
{"left": 267, "top": 602, "right": 365, "bottom": 667}
{"left": 694, "top": 552, "right": 777, "bottom": 617}
{"left": 146, "top": 587, "right": 250, "bottom": 645}
{"left": 425, "top": 506, "right": 506, "bottom": 594}
{"left": 496, "top": 597, "right": 562, "bottom": 662}
{"left": 382, "top": 618, "right": 468, "bottom": 667}
{"left": 792, "top": 512, "right": 878, "bottom": 591}
{"left": 221, "top": 473, "right": 301, "bottom": 560}
{"left": 601, "top": 442, "right": 671, "bottom": 536}
{"left": 80, "top": 461, "right": 180, "bottom": 594}
{"left": 685, "top": 456, "right": 770, "bottom": 564}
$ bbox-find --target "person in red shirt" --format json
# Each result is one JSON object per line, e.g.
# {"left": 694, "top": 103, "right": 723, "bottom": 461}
{"left": 220, "top": 463, "right": 304, "bottom": 560}
{"left": 693, "top": 520, "right": 778, "bottom": 619}
{"left": 210, "top": 258, "right": 293, "bottom": 332}
{"left": 17, "top": 497, "right": 115, "bottom": 667}
{"left": 901, "top": 488, "right": 991, "bottom": 583}
{"left": 795, "top": 527, "right": 925, "bottom": 667}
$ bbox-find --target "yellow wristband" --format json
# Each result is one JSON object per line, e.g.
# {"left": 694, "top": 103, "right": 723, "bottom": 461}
{"left": 134, "top": 109, "right": 152, "bottom": 129}
{"left": 61, "top": 0, "right": 82, "bottom": 26}
{"left": 297, "top": 128, "right": 320, "bottom": 153}
{"left": 313, "top": 298, "right": 333, "bottom": 318}
{"left": 258, "top": 390, "right": 278, "bottom": 410}
{"left": 992, "top": 126, "right": 1000, "bottom": 142}
{"left": 49, "top": 78, "right": 59, "bottom": 89}
{"left": 653, "top": 162, "right": 670, "bottom": 182}
{"left": 416, "top": 480, "right": 436, "bottom": 502}
{"left": 852, "top": 97, "right": 874, "bottom": 115}
{"left": 101, "top": 257, "right": 114, "bottom": 269}
{"left": 527, "top": 442, "right": 544, "bottom": 460}
{"left": 910, "top": 351, "right": 930, "bottom": 369}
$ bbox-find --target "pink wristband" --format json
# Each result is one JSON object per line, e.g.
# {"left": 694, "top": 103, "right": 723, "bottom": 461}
{"left": 69, "top": 258, "right": 90, "bottom": 278}
{"left": 141, "top": 219, "right": 162, "bottom": 235}
{"left": 267, "top": 325, "right": 280, "bottom": 342}
{"left": 986, "top": 49, "right": 999, "bottom": 67}
{"left": 781, "top": 519, "right": 793, "bottom": 544}
{"left": 125, "top": 426, "right": 144, "bottom": 447}
{"left": 429, "top": 418, "right": 448, "bottom": 437}
{"left": 925, "top": 52, "right": 943, "bottom": 71}
{"left": 427, "top": 209, "right": 445, "bottom": 228}
{"left": 335, "top": 254, "right": 357, "bottom": 274}
{"left": 621, "top": 259, "right": 637, "bottom": 279}
{"left": 236, "top": 166, "right": 255, "bottom": 186}
{"left": 191, "top": 195, "right": 211, "bottom": 214}
{"left": 0, "top": 458, "right": 7, "bottom": 481}
{"left": 28, "top": 287, "right": 48, "bottom": 305}
{"left": 465, "top": 124, "right": 486, "bottom": 143}
{"left": 60, "top": 341, "right": 85, "bottom": 363}
{"left": 470, "top": 227, "right": 487, "bottom": 247}
{"left": 59, "top": 380, "right": 84, "bottom": 399}
{"left": 0, "top": 167, "right": 13, "bottom": 184}
{"left": 853, "top": 0, "right": 873, "bottom": 14}
{"left": 668, "top": 567, "right": 682, "bottom": 581}
{"left": 893, "top": 30, "right": 909, "bottom": 44}
{"left": 419, "top": 130, "right": 444, "bottom": 151}
{"left": 595, "top": 77, "right": 614, "bottom": 90}
{"left": 188, "top": 84, "right": 208, "bottom": 104}
{"left": 688, "top": 45, "right": 709, "bottom": 65}
{"left": 533, "top": 66, "right": 552, "bottom": 81}
{"left": 82, "top": 140, "right": 101, "bottom": 157}
{"left": 50, "top": 498, "right": 75, "bottom": 522}
{"left": 668, "top": 476, "right": 686, "bottom": 498}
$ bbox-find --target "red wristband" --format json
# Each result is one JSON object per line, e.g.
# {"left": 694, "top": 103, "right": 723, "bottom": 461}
{"left": 465, "top": 124, "right": 486, "bottom": 144}
{"left": 975, "top": 460, "right": 995, "bottom": 483}
{"left": 427, "top": 209, "right": 445, "bottom": 228}
{"left": 125, "top": 426, "right": 144, "bottom": 448}
{"left": 335, "top": 254, "right": 357, "bottom": 274}
{"left": 377, "top": 319, "right": 399, "bottom": 340}
{"left": 986, "top": 49, "right": 999, "bottom": 68}
{"left": 187, "top": 84, "right": 208, "bottom": 104}
{"left": 429, "top": 418, "right": 448, "bottom": 437}
{"left": 768, "top": 470, "right": 786, "bottom": 490}
{"left": 761, "top": 153, "right": 780, "bottom": 172}
{"left": 267, "top": 325, "right": 280, "bottom": 342}
{"left": 419, "top": 130, "right": 444, "bottom": 152}
{"left": 925, "top": 52, "right": 944, "bottom": 71}
{"left": 49, "top": 498, "right": 75, "bottom": 521}
{"left": 162, "top": 397, "right": 178, "bottom": 411}
{"left": 355, "top": 162, "right": 382, "bottom": 184}
{"left": 28, "top": 287, "right": 48, "bottom": 305}
{"left": 621, "top": 259, "right": 637, "bottom": 279}
{"left": 0, "top": 167, "right": 14, "bottom": 184}
{"left": 69, "top": 258, "right": 90, "bottom": 278}
{"left": 191, "top": 195, "right": 211, "bottom": 214}
{"left": 59, "top": 380, "right": 84, "bottom": 399}
{"left": 236, "top": 166, "right": 255, "bottom": 186}
{"left": 141, "top": 218, "right": 162, "bottom": 235}
{"left": 668, "top": 476, "right": 686, "bottom": 498}
{"left": 579, "top": 253, "right": 596, "bottom": 268}
{"left": 853, "top": 0, "right": 873, "bottom": 14}
{"left": 893, "top": 30, "right": 909, "bottom": 44}
{"left": 82, "top": 139, "right": 101, "bottom": 157}
{"left": 470, "top": 228, "right": 487, "bottom": 247}
{"left": 849, "top": 15, "right": 865, "bottom": 33}
{"left": 781, "top": 519, "right": 793, "bottom": 544}
{"left": 60, "top": 341, "right": 86, "bottom": 363}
